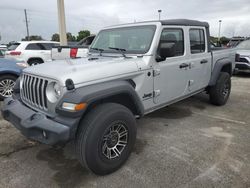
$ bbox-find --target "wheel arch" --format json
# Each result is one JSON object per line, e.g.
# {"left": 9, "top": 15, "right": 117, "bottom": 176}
{"left": 56, "top": 80, "right": 144, "bottom": 118}
{"left": 27, "top": 57, "right": 44, "bottom": 65}
{"left": 0, "top": 72, "right": 19, "bottom": 79}
{"left": 86, "top": 92, "right": 142, "bottom": 117}
{"left": 209, "top": 58, "right": 233, "bottom": 86}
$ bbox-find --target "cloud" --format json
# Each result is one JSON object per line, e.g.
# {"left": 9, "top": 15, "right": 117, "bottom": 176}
{"left": 0, "top": 0, "right": 250, "bottom": 43}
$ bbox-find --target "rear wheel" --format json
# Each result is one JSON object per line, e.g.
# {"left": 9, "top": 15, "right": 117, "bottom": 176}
{"left": 75, "top": 103, "right": 137, "bottom": 175}
{"left": 209, "top": 72, "right": 231, "bottom": 106}
{"left": 28, "top": 59, "right": 43, "bottom": 66}
{"left": 0, "top": 75, "right": 17, "bottom": 100}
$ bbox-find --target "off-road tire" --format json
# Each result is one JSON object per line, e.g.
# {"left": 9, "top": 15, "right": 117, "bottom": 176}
{"left": 209, "top": 72, "right": 231, "bottom": 106}
{"left": 75, "top": 103, "right": 137, "bottom": 175}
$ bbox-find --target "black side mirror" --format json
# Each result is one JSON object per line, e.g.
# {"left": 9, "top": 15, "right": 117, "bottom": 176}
{"left": 156, "top": 42, "right": 175, "bottom": 62}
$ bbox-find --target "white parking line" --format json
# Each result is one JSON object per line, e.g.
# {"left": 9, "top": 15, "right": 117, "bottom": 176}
{"left": 193, "top": 112, "right": 247, "bottom": 125}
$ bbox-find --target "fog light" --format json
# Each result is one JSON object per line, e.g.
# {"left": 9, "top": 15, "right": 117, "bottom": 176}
{"left": 62, "top": 102, "right": 87, "bottom": 111}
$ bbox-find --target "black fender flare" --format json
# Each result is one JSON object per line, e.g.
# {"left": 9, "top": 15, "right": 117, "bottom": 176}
{"left": 209, "top": 58, "right": 232, "bottom": 86}
{"left": 56, "top": 80, "right": 144, "bottom": 118}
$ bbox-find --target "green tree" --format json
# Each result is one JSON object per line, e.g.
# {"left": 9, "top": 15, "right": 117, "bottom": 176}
{"left": 210, "top": 36, "right": 218, "bottom": 44}
{"left": 51, "top": 33, "right": 60, "bottom": 42}
{"left": 67, "top": 32, "right": 76, "bottom": 42}
{"left": 22, "top": 35, "right": 43, "bottom": 41}
{"left": 51, "top": 33, "right": 76, "bottom": 42}
{"left": 76, "top": 30, "right": 90, "bottom": 41}
{"left": 220, "top": 36, "right": 230, "bottom": 45}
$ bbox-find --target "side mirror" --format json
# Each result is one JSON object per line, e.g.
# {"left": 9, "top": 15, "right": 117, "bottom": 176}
{"left": 156, "top": 42, "right": 175, "bottom": 62}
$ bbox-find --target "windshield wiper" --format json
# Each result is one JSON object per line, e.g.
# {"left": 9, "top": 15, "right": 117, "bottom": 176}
{"left": 109, "top": 47, "right": 127, "bottom": 58}
{"left": 90, "top": 47, "right": 104, "bottom": 56}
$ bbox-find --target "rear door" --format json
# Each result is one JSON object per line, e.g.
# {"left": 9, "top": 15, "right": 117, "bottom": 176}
{"left": 186, "top": 27, "right": 211, "bottom": 92}
{"left": 153, "top": 27, "right": 189, "bottom": 104}
{"left": 25, "top": 43, "right": 44, "bottom": 61}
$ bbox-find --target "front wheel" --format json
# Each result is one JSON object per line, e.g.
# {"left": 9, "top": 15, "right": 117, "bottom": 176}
{"left": 0, "top": 75, "right": 17, "bottom": 100}
{"left": 209, "top": 72, "right": 231, "bottom": 106}
{"left": 75, "top": 103, "right": 137, "bottom": 175}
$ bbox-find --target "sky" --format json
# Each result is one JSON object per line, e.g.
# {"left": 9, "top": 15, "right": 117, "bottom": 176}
{"left": 0, "top": 0, "right": 250, "bottom": 43}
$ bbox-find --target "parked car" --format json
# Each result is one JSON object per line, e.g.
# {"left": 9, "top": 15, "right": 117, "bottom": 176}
{"left": 227, "top": 37, "right": 245, "bottom": 48}
{"left": 51, "top": 35, "right": 95, "bottom": 60}
{"left": 0, "top": 58, "right": 28, "bottom": 99}
{"left": 0, "top": 45, "right": 7, "bottom": 58}
{"left": 235, "top": 40, "right": 250, "bottom": 73}
{"left": 0, "top": 50, "right": 4, "bottom": 58}
{"left": 5, "top": 41, "right": 59, "bottom": 65}
{"left": 2, "top": 19, "right": 235, "bottom": 175}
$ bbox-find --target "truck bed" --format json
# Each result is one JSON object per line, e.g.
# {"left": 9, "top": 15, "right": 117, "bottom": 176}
{"left": 211, "top": 47, "right": 236, "bottom": 70}
{"left": 51, "top": 35, "right": 95, "bottom": 60}
{"left": 51, "top": 46, "right": 89, "bottom": 60}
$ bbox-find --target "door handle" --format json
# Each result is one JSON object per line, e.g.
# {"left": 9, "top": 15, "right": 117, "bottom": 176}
{"left": 179, "top": 63, "right": 189, "bottom": 69}
{"left": 200, "top": 59, "right": 208, "bottom": 64}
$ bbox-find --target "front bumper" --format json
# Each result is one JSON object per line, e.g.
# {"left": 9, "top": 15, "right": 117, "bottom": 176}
{"left": 1, "top": 98, "right": 71, "bottom": 145}
{"left": 235, "top": 62, "right": 250, "bottom": 72}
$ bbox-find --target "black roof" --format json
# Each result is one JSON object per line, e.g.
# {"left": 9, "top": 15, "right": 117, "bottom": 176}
{"left": 160, "top": 19, "right": 209, "bottom": 28}
{"left": 106, "top": 19, "right": 209, "bottom": 29}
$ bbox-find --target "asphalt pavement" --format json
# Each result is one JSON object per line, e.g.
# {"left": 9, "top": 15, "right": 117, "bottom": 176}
{"left": 0, "top": 74, "right": 250, "bottom": 188}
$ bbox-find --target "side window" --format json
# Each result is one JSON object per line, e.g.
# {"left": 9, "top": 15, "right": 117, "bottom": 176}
{"left": 40, "top": 43, "right": 57, "bottom": 50}
{"left": 25, "top": 43, "right": 43, "bottom": 50}
{"left": 189, "top": 29, "right": 205, "bottom": 54}
{"left": 158, "top": 28, "right": 184, "bottom": 58}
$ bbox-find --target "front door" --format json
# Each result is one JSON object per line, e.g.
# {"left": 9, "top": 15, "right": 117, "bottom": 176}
{"left": 153, "top": 27, "right": 189, "bottom": 104}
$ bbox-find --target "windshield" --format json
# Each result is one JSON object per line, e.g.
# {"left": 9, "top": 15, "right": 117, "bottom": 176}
{"left": 8, "top": 43, "right": 20, "bottom": 50}
{"left": 237, "top": 40, "right": 250, "bottom": 50}
{"left": 90, "top": 25, "right": 156, "bottom": 54}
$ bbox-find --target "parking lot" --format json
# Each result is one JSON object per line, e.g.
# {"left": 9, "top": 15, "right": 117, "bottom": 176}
{"left": 0, "top": 74, "right": 249, "bottom": 188}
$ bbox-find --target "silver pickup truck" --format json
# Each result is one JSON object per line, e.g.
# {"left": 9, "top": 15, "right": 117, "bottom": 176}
{"left": 2, "top": 19, "right": 235, "bottom": 175}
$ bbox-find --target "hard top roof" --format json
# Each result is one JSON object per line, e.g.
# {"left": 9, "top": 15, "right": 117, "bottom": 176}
{"left": 107, "top": 19, "right": 209, "bottom": 28}
{"left": 160, "top": 19, "right": 209, "bottom": 28}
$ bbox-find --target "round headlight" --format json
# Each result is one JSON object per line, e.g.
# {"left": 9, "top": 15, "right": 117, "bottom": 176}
{"left": 46, "top": 82, "right": 62, "bottom": 103}
{"left": 54, "top": 82, "right": 61, "bottom": 97}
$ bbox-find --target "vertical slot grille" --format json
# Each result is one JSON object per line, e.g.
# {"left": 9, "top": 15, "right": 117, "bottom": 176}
{"left": 21, "top": 74, "right": 48, "bottom": 111}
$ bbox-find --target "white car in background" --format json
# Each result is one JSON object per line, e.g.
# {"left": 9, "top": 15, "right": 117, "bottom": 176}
{"left": 0, "top": 45, "right": 7, "bottom": 57}
{"left": 5, "top": 41, "right": 59, "bottom": 65}
{"left": 235, "top": 40, "right": 250, "bottom": 73}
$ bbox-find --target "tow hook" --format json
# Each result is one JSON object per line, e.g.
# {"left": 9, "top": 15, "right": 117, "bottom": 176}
{"left": 7, "top": 100, "right": 15, "bottom": 105}
{"left": 30, "top": 113, "right": 42, "bottom": 121}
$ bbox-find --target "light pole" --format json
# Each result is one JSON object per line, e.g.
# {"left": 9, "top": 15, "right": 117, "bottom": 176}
{"left": 218, "top": 20, "right": 222, "bottom": 45}
{"left": 24, "top": 9, "right": 30, "bottom": 41}
{"left": 57, "top": 0, "right": 67, "bottom": 45}
{"left": 158, "top": 10, "right": 162, "bottom": 21}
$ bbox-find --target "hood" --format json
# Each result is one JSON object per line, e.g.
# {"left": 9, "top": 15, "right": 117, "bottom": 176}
{"left": 236, "top": 50, "right": 250, "bottom": 57}
{"left": 23, "top": 56, "right": 140, "bottom": 86}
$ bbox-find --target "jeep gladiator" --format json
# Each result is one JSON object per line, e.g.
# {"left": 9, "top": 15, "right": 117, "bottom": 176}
{"left": 2, "top": 19, "right": 235, "bottom": 175}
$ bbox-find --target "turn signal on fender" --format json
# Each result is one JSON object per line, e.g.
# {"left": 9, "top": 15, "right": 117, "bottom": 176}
{"left": 62, "top": 102, "right": 87, "bottom": 111}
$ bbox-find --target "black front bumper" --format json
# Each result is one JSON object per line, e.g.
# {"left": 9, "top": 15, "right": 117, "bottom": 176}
{"left": 235, "top": 62, "right": 250, "bottom": 71}
{"left": 1, "top": 98, "right": 71, "bottom": 145}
